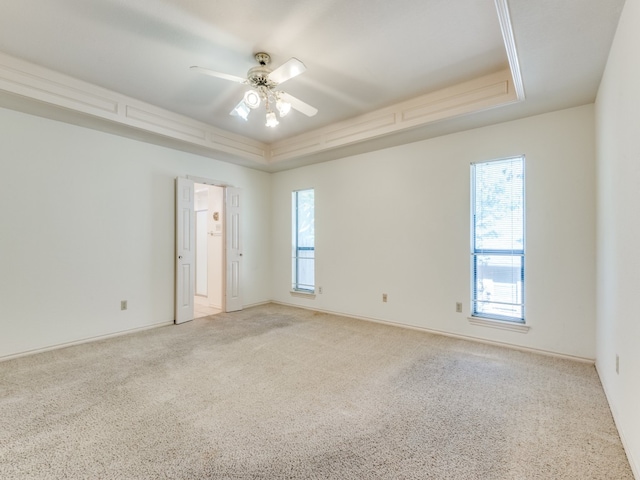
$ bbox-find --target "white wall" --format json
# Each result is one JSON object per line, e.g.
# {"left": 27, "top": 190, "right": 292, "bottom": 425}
{"left": 272, "top": 105, "right": 596, "bottom": 359}
{"left": 0, "top": 107, "right": 271, "bottom": 359}
{"left": 595, "top": 0, "right": 640, "bottom": 475}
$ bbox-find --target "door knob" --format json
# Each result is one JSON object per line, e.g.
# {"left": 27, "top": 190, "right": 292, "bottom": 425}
{"left": 178, "top": 255, "right": 183, "bottom": 259}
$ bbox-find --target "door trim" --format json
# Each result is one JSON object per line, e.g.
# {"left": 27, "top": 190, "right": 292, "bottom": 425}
{"left": 175, "top": 176, "right": 242, "bottom": 323}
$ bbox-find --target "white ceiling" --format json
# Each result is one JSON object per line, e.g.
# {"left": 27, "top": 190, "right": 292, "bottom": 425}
{"left": 0, "top": 0, "right": 626, "bottom": 163}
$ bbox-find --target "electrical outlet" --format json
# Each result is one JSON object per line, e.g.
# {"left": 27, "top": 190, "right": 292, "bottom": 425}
{"left": 456, "top": 302, "right": 463, "bottom": 313}
{"left": 121, "top": 300, "right": 128, "bottom": 311}
{"left": 616, "top": 354, "right": 619, "bottom": 374}
{"left": 382, "top": 293, "right": 388, "bottom": 303}
{"left": 318, "top": 286, "right": 323, "bottom": 294}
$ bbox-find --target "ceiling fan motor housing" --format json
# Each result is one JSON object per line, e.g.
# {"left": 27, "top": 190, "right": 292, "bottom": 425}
{"left": 247, "top": 66, "right": 275, "bottom": 88}
{"left": 248, "top": 52, "right": 277, "bottom": 88}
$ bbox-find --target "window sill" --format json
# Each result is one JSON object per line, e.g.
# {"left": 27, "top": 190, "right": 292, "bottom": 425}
{"left": 468, "top": 316, "right": 530, "bottom": 333}
{"left": 290, "top": 290, "right": 316, "bottom": 299}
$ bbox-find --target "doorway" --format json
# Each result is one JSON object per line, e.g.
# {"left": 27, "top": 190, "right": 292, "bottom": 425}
{"left": 175, "top": 177, "right": 242, "bottom": 324}
{"left": 194, "top": 183, "right": 224, "bottom": 318}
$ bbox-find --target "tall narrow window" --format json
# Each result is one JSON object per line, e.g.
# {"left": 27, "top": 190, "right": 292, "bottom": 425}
{"left": 471, "top": 156, "right": 525, "bottom": 323}
{"left": 292, "top": 189, "right": 315, "bottom": 292}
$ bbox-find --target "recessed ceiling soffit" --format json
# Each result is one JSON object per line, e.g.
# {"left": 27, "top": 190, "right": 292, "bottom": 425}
{"left": 0, "top": 1, "right": 523, "bottom": 168}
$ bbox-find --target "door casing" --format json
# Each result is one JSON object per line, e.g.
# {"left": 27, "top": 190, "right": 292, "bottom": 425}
{"left": 175, "top": 176, "right": 242, "bottom": 323}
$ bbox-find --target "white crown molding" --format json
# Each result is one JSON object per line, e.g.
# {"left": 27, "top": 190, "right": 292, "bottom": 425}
{"left": 495, "top": 0, "right": 525, "bottom": 101}
{"left": 268, "top": 69, "right": 518, "bottom": 164}
{"left": 0, "top": 29, "right": 521, "bottom": 169}
{"left": 0, "top": 51, "right": 268, "bottom": 165}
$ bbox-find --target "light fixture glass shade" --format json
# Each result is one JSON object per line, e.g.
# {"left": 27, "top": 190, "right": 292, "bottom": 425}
{"left": 265, "top": 111, "right": 279, "bottom": 127}
{"left": 232, "top": 102, "right": 250, "bottom": 121}
{"left": 243, "top": 90, "right": 261, "bottom": 109}
{"left": 276, "top": 99, "right": 291, "bottom": 117}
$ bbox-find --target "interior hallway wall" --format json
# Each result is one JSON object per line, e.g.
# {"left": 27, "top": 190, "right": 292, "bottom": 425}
{"left": 0, "top": 107, "right": 271, "bottom": 359}
{"left": 195, "top": 188, "right": 209, "bottom": 296}
{"left": 207, "top": 185, "right": 224, "bottom": 309}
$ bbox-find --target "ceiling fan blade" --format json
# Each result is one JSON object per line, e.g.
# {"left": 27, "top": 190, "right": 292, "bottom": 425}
{"left": 279, "top": 92, "right": 318, "bottom": 117}
{"left": 190, "top": 66, "right": 246, "bottom": 84}
{"left": 268, "top": 58, "right": 306, "bottom": 85}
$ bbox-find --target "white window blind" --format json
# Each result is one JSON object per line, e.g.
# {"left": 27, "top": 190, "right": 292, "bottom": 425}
{"left": 471, "top": 156, "right": 525, "bottom": 322}
{"left": 292, "top": 189, "right": 315, "bottom": 292}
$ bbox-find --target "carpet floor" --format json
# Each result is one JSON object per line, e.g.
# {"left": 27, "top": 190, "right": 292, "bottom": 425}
{"left": 0, "top": 304, "right": 634, "bottom": 479}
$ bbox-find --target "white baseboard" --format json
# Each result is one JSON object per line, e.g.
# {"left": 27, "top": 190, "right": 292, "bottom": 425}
{"left": 270, "top": 300, "right": 595, "bottom": 364}
{"left": 2, "top": 300, "right": 595, "bottom": 365}
{"left": 595, "top": 362, "right": 640, "bottom": 479}
{"left": 242, "top": 300, "right": 272, "bottom": 309}
{"left": 0, "top": 321, "right": 173, "bottom": 363}
{"left": 2, "top": 300, "right": 269, "bottom": 362}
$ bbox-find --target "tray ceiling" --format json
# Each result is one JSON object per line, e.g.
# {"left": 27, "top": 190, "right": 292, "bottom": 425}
{"left": 0, "top": 0, "right": 626, "bottom": 170}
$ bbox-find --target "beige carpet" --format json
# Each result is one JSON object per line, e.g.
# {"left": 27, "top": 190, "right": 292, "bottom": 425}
{"left": 0, "top": 304, "right": 633, "bottom": 479}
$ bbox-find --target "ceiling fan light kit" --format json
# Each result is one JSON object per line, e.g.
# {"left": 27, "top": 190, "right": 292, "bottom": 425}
{"left": 276, "top": 98, "right": 291, "bottom": 117}
{"left": 192, "top": 52, "right": 318, "bottom": 128}
{"left": 243, "top": 90, "right": 261, "bottom": 109}
{"left": 265, "top": 111, "right": 279, "bottom": 127}
{"left": 232, "top": 102, "right": 251, "bottom": 121}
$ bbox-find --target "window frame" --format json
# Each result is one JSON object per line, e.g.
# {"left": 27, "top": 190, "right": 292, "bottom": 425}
{"left": 292, "top": 188, "right": 315, "bottom": 293}
{"left": 470, "top": 156, "right": 525, "bottom": 324}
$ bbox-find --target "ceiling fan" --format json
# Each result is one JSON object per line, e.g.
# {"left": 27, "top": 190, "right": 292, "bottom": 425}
{"left": 191, "top": 52, "right": 318, "bottom": 128}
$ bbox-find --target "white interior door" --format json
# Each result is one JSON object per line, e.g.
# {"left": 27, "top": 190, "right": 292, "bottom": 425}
{"left": 225, "top": 187, "right": 242, "bottom": 312}
{"left": 175, "top": 177, "right": 195, "bottom": 324}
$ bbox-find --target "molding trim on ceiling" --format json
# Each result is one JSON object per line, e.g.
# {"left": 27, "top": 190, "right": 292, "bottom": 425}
{"left": 0, "top": 0, "right": 523, "bottom": 170}
{"left": 0, "top": 52, "right": 268, "bottom": 165}
{"left": 495, "top": 0, "right": 525, "bottom": 100}
{"left": 268, "top": 69, "right": 517, "bottom": 164}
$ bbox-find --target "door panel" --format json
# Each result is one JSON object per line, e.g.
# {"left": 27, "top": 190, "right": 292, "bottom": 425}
{"left": 175, "top": 177, "right": 195, "bottom": 324}
{"left": 225, "top": 187, "right": 242, "bottom": 312}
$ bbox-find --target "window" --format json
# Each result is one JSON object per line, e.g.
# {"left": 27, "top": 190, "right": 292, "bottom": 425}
{"left": 292, "top": 189, "right": 315, "bottom": 292}
{"left": 471, "top": 156, "right": 525, "bottom": 323}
